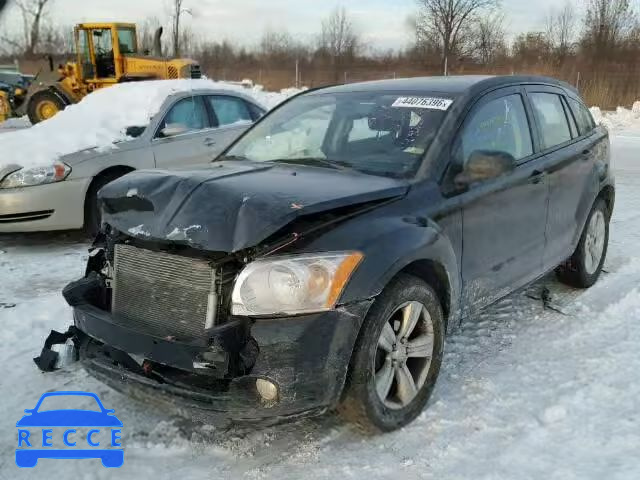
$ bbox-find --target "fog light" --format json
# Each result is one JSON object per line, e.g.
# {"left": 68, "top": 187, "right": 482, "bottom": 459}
{"left": 256, "top": 378, "right": 278, "bottom": 402}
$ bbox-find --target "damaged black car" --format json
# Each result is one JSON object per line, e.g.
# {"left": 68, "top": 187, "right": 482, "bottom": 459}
{"left": 38, "top": 75, "right": 614, "bottom": 432}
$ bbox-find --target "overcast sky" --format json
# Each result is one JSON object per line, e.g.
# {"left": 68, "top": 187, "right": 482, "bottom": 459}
{"left": 2, "top": 0, "right": 581, "bottom": 51}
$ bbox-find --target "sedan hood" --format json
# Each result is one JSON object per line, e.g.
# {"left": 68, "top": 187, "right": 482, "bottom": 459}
{"left": 99, "top": 161, "right": 409, "bottom": 252}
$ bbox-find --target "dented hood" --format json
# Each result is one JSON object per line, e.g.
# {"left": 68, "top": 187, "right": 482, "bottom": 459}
{"left": 99, "top": 161, "right": 409, "bottom": 252}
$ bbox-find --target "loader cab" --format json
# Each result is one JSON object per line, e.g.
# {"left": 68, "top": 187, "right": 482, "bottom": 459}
{"left": 75, "top": 23, "right": 138, "bottom": 84}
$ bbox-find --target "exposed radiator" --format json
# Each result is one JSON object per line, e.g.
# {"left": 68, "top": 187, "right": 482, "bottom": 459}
{"left": 112, "top": 244, "right": 216, "bottom": 340}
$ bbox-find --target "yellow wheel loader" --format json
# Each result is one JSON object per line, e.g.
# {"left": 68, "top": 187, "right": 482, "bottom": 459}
{"left": 0, "top": 91, "right": 9, "bottom": 123}
{"left": 23, "top": 23, "right": 202, "bottom": 124}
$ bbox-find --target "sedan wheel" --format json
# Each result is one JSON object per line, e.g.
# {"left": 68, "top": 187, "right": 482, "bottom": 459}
{"left": 339, "top": 274, "right": 444, "bottom": 432}
{"left": 375, "top": 301, "right": 434, "bottom": 409}
{"left": 556, "top": 197, "right": 610, "bottom": 288}
{"left": 583, "top": 209, "right": 606, "bottom": 275}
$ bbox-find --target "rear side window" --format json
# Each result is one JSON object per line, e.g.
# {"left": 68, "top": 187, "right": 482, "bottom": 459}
{"left": 568, "top": 97, "right": 595, "bottom": 136}
{"left": 530, "top": 93, "right": 572, "bottom": 149}
{"left": 207, "top": 95, "right": 252, "bottom": 127}
{"left": 460, "top": 94, "right": 533, "bottom": 165}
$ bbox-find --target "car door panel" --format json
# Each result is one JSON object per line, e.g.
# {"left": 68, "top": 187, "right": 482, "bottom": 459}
{"left": 446, "top": 87, "right": 549, "bottom": 313}
{"left": 543, "top": 137, "right": 596, "bottom": 268}
{"left": 526, "top": 87, "right": 602, "bottom": 271}
{"left": 151, "top": 95, "right": 218, "bottom": 169}
{"left": 459, "top": 159, "right": 549, "bottom": 311}
{"left": 153, "top": 129, "right": 220, "bottom": 169}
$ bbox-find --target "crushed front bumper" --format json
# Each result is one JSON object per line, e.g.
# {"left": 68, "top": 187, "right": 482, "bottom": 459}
{"left": 38, "top": 299, "right": 372, "bottom": 422}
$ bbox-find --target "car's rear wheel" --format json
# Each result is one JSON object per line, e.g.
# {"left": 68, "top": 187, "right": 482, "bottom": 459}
{"left": 339, "top": 274, "right": 444, "bottom": 433}
{"left": 556, "top": 197, "right": 610, "bottom": 288}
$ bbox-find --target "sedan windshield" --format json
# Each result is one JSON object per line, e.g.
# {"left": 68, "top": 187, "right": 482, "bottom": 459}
{"left": 221, "top": 91, "right": 452, "bottom": 178}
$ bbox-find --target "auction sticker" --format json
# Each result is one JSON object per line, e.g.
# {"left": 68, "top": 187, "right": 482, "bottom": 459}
{"left": 392, "top": 96, "right": 453, "bottom": 110}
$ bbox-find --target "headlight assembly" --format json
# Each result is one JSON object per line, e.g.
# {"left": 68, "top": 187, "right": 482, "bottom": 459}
{"left": 0, "top": 162, "right": 71, "bottom": 189}
{"left": 231, "top": 252, "right": 363, "bottom": 316}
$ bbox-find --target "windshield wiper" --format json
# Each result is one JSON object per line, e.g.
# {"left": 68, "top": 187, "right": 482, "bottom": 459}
{"left": 214, "top": 154, "right": 249, "bottom": 162}
{"left": 269, "top": 157, "right": 353, "bottom": 170}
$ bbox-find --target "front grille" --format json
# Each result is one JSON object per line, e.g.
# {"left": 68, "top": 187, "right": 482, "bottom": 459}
{"left": 167, "top": 66, "right": 179, "bottom": 78}
{"left": 112, "top": 244, "right": 216, "bottom": 340}
{"left": 190, "top": 64, "right": 202, "bottom": 79}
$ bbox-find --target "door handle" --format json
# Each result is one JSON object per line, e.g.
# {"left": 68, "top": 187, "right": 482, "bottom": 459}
{"left": 581, "top": 149, "right": 591, "bottom": 160}
{"left": 204, "top": 138, "right": 217, "bottom": 146}
{"left": 530, "top": 170, "right": 547, "bottom": 184}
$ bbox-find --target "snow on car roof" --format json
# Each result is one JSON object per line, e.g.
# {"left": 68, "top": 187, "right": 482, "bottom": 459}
{"left": 0, "top": 79, "right": 299, "bottom": 169}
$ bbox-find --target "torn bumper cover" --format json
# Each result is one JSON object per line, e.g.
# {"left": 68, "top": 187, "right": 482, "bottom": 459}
{"left": 39, "top": 286, "right": 372, "bottom": 421}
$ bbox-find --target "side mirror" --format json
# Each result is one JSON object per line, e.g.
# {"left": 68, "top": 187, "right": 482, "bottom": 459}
{"left": 455, "top": 150, "right": 515, "bottom": 186}
{"left": 125, "top": 125, "right": 146, "bottom": 138}
{"left": 160, "top": 123, "right": 188, "bottom": 138}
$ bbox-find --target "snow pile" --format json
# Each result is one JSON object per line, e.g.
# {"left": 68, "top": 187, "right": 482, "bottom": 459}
{"left": 0, "top": 79, "right": 301, "bottom": 169}
{"left": 0, "top": 115, "right": 30, "bottom": 130}
{"left": 590, "top": 101, "right": 640, "bottom": 131}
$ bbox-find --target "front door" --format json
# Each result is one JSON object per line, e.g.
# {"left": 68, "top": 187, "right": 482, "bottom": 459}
{"left": 152, "top": 95, "right": 219, "bottom": 169}
{"left": 449, "top": 88, "right": 550, "bottom": 313}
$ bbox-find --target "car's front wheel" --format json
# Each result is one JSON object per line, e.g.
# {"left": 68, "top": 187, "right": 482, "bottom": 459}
{"left": 556, "top": 197, "right": 610, "bottom": 288}
{"left": 339, "top": 274, "right": 444, "bottom": 432}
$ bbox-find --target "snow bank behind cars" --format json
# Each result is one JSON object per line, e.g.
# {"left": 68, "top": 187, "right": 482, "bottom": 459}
{"left": 0, "top": 79, "right": 301, "bottom": 169}
{"left": 590, "top": 101, "right": 640, "bottom": 131}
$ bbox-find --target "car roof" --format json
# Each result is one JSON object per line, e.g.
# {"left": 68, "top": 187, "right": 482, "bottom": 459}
{"left": 168, "top": 88, "right": 266, "bottom": 108}
{"left": 311, "top": 75, "right": 577, "bottom": 97}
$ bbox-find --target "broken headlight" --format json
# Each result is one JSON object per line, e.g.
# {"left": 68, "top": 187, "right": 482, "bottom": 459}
{"left": 231, "top": 252, "right": 363, "bottom": 316}
{"left": 0, "top": 162, "right": 71, "bottom": 189}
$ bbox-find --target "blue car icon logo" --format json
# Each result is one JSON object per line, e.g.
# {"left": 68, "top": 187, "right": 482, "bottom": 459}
{"left": 16, "top": 391, "right": 123, "bottom": 468}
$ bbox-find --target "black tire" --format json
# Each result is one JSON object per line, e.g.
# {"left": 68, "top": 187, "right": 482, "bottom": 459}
{"left": 556, "top": 197, "right": 610, "bottom": 288}
{"left": 27, "top": 89, "right": 67, "bottom": 124}
{"left": 84, "top": 171, "right": 128, "bottom": 236}
{"left": 339, "top": 273, "right": 445, "bottom": 433}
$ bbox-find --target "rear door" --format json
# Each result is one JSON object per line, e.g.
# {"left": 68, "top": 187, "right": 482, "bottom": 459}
{"left": 202, "top": 95, "right": 257, "bottom": 157}
{"left": 152, "top": 95, "right": 219, "bottom": 168}
{"left": 448, "top": 87, "right": 550, "bottom": 312}
{"left": 526, "top": 87, "right": 600, "bottom": 270}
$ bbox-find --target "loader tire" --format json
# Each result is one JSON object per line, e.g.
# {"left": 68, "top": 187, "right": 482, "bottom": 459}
{"left": 27, "top": 89, "right": 67, "bottom": 124}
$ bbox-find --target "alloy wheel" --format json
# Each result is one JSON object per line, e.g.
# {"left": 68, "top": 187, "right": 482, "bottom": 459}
{"left": 584, "top": 209, "right": 606, "bottom": 275}
{"left": 374, "top": 301, "right": 435, "bottom": 409}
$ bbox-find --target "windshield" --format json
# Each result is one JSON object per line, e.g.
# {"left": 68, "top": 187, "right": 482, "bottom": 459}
{"left": 222, "top": 91, "right": 452, "bottom": 178}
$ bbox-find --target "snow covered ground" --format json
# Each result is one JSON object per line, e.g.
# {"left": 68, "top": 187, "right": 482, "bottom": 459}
{"left": 1, "top": 118, "right": 639, "bottom": 479}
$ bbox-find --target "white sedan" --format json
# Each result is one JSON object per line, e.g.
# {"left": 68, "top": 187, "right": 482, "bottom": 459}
{"left": 0, "top": 80, "right": 270, "bottom": 234}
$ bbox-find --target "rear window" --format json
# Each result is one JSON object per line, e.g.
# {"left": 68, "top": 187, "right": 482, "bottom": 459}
{"left": 568, "top": 97, "right": 595, "bottom": 136}
{"left": 530, "top": 93, "right": 572, "bottom": 149}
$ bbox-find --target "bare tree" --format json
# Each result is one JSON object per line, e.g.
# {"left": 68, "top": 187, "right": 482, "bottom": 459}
{"left": 415, "top": 0, "right": 499, "bottom": 74}
{"left": 472, "top": 11, "right": 506, "bottom": 65}
{"left": 318, "top": 6, "right": 359, "bottom": 82}
{"left": 545, "top": 2, "right": 576, "bottom": 63}
{"left": 581, "top": 0, "right": 636, "bottom": 60}
{"left": 139, "top": 16, "right": 165, "bottom": 55}
{"left": 169, "top": 0, "right": 191, "bottom": 57}
{"left": 260, "top": 28, "right": 293, "bottom": 61}
{"left": 0, "top": 0, "right": 54, "bottom": 57}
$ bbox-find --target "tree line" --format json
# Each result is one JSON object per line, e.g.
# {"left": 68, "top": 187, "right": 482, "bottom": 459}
{"left": 1, "top": 0, "right": 640, "bottom": 106}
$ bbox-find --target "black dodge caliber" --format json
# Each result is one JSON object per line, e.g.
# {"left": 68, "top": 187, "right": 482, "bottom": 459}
{"left": 38, "top": 76, "right": 614, "bottom": 432}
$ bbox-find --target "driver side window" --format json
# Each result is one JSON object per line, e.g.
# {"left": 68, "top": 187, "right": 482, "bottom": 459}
{"left": 157, "top": 96, "right": 208, "bottom": 135}
{"left": 459, "top": 94, "right": 533, "bottom": 167}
